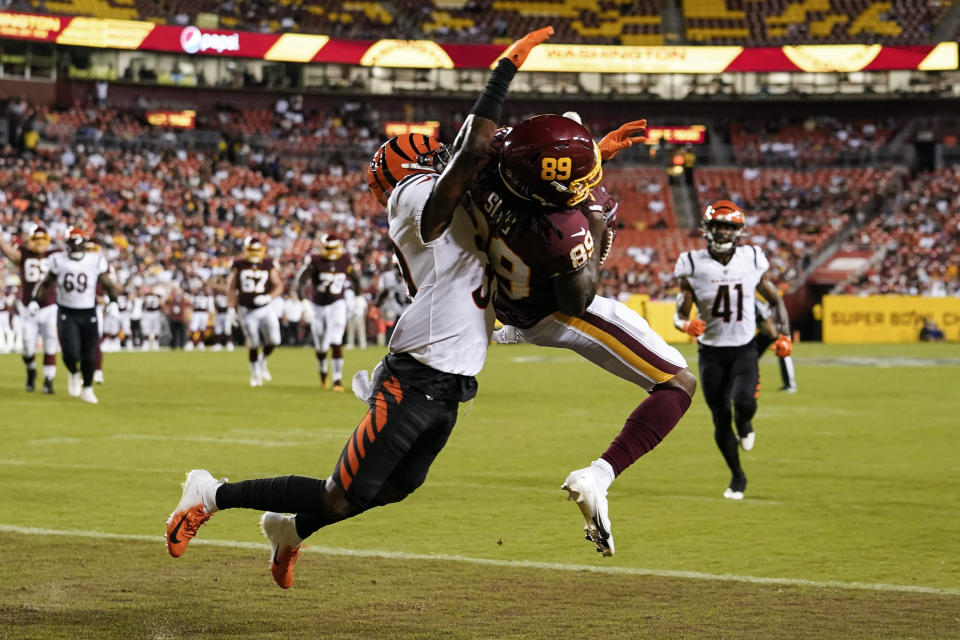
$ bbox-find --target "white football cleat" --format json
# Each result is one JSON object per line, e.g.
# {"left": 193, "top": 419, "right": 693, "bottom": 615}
{"left": 184, "top": 342, "right": 194, "bottom": 352}
{"left": 67, "top": 372, "right": 82, "bottom": 397}
{"left": 93, "top": 369, "right": 104, "bottom": 384}
{"left": 739, "top": 431, "right": 755, "bottom": 452}
{"left": 250, "top": 372, "right": 262, "bottom": 387}
{"left": 562, "top": 467, "right": 614, "bottom": 557}
{"left": 80, "top": 386, "right": 98, "bottom": 404}
{"left": 723, "top": 488, "right": 744, "bottom": 500}
{"left": 260, "top": 512, "right": 303, "bottom": 589}
{"left": 259, "top": 360, "right": 272, "bottom": 382}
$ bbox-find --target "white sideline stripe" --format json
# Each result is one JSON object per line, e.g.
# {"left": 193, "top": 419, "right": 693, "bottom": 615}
{"left": 0, "top": 524, "right": 956, "bottom": 597}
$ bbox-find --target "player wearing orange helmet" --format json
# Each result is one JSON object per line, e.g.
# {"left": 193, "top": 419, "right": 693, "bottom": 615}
{"left": 165, "top": 25, "right": 554, "bottom": 589}
{"left": 674, "top": 200, "right": 792, "bottom": 500}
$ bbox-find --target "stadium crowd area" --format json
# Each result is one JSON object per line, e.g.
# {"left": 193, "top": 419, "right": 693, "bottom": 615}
{"left": 2, "top": 95, "right": 958, "bottom": 315}
{"left": 20, "top": 0, "right": 956, "bottom": 45}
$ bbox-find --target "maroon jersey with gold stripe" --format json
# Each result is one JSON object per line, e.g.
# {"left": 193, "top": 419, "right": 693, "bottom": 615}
{"left": 20, "top": 247, "right": 59, "bottom": 306}
{"left": 231, "top": 258, "right": 275, "bottom": 308}
{"left": 308, "top": 253, "right": 354, "bottom": 306}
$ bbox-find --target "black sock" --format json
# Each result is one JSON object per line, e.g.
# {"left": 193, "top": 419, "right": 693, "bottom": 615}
{"left": 711, "top": 408, "right": 743, "bottom": 478}
{"left": 215, "top": 475, "right": 326, "bottom": 514}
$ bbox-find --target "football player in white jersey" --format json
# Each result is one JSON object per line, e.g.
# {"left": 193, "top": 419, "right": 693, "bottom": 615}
{"left": 163, "top": 26, "right": 553, "bottom": 589}
{"left": 33, "top": 230, "right": 121, "bottom": 404}
{"left": 674, "top": 200, "right": 792, "bottom": 500}
{"left": 0, "top": 224, "right": 60, "bottom": 394}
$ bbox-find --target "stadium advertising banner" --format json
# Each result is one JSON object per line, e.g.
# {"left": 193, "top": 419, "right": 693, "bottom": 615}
{"left": 384, "top": 121, "right": 441, "bottom": 138}
{"left": 644, "top": 125, "right": 707, "bottom": 145}
{"left": 0, "top": 11, "right": 956, "bottom": 72}
{"left": 146, "top": 110, "right": 196, "bottom": 128}
{"left": 822, "top": 295, "right": 960, "bottom": 343}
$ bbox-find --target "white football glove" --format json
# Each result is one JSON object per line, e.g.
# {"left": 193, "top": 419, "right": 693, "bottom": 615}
{"left": 252, "top": 294, "right": 272, "bottom": 307}
{"left": 491, "top": 325, "right": 522, "bottom": 344}
{"left": 26, "top": 300, "right": 40, "bottom": 315}
{"left": 225, "top": 307, "right": 237, "bottom": 328}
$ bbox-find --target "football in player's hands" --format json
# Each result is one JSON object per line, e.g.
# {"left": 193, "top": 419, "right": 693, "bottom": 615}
{"left": 683, "top": 318, "right": 706, "bottom": 337}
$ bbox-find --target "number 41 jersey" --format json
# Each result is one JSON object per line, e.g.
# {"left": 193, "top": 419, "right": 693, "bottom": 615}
{"left": 674, "top": 245, "right": 769, "bottom": 347}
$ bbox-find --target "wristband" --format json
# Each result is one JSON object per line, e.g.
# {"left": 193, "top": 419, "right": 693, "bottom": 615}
{"left": 470, "top": 59, "right": 518, "bottom": 123}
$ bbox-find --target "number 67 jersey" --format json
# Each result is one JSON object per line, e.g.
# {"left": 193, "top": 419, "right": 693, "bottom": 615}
{"left": 674, "top": 245, "right": 769, "bottom": 347}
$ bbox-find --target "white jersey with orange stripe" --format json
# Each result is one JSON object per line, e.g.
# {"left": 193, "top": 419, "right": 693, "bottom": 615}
{"left": 385, "top": 172, "right": 494, "bottom": 377}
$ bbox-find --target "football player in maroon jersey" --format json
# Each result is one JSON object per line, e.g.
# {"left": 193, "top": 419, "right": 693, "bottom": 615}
{"left": 226, "top": 236, "right": 284, "bottom": 386}
{"left": 296, "top": 233, "right": 361, "bottom": 392}
{"left": 0, "top": 224, "right": 60, "bottom": 394}
{"left": 472, "top": 114, "right": 698, "bottom": 556}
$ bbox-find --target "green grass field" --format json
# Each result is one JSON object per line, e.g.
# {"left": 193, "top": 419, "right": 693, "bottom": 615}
{"left": 1, "top": 342, "right": 958, "bottom": 639}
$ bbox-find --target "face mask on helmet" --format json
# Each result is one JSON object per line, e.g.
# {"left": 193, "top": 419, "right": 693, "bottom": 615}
{"left": 702, "top": 200, "right": 745, "bottom": 254}
{"left": 66, "top": 236, "right": 86, "bottom": 260}
{"left": 319, "top": 233, "right": 344, "bottom": 260}
{"left": 367, "top": 134, "right": 450, "bottom": 208}
{"left": 25, "top": 225, "right": 50, "bottom": 253}
{"left": 498, "top": 114, "right": 603, "bottom": 209}
{"left": 243, "top": 236, "right": 266, "bottom": 263}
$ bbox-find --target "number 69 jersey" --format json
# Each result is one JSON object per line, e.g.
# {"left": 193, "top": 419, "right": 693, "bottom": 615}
{"left": 674, "top": 245, "right": 770, "bottom": 347}
{"left": 48, "top": 251, "right": 109, "bottom": 310}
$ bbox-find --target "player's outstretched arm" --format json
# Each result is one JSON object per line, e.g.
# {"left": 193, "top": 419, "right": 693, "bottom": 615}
{"left": 295, "top": 259, "right": 313, "bottom": 300}
{"left": 0, "top": 233, "right": 22, "bottom": 264}
{"left": 420, "top": 26, "right": 553, "bottom": 242}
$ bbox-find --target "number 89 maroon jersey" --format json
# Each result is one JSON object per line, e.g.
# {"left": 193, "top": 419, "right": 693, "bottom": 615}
{"left": 468, "top": 143, "right": 613, "bottom": 330}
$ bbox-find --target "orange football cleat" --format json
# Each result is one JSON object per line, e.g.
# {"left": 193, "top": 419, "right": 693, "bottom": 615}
{"left": 165, "top": 469, "right": 220, "bottom": 558}
{"left": 261, "top": 512, "right": 304, "bottom": 589}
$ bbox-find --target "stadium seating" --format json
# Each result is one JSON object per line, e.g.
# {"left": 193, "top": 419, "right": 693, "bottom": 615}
{"left": 682, "top": 0, "right": 950, "bottom": 45}
{"left": 836, "top": 166, "right": 960, "bottom": 295}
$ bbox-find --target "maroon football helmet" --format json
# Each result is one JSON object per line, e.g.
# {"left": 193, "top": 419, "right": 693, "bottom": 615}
{"left": 499, "top": 114, "right": 602, "bottom": 208}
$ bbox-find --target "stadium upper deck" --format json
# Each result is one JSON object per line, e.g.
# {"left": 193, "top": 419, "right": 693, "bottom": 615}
{"left": 20, "top": 0, "right": 958, "bottom": 46}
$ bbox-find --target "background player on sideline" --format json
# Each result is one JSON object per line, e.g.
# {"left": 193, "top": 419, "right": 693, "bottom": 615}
{"left": 226, "top": 236, "right": 283, "bottom": 386}
{"left": 296, "top": 233, "right": 361, "bottom": 391}
{"left": 0, "top": 224, "right": 60, "bottom": 393}
{"left": 674, "top": 200, "right": 792, "bottom": 500}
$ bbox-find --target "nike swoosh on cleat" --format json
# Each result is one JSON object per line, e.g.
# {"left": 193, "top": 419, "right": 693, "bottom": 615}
{"left": 168, "top": 514, "right": 187, "bottom": 544}
{"left": 273, "top": 544, "right": 281, "bottom": 565}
